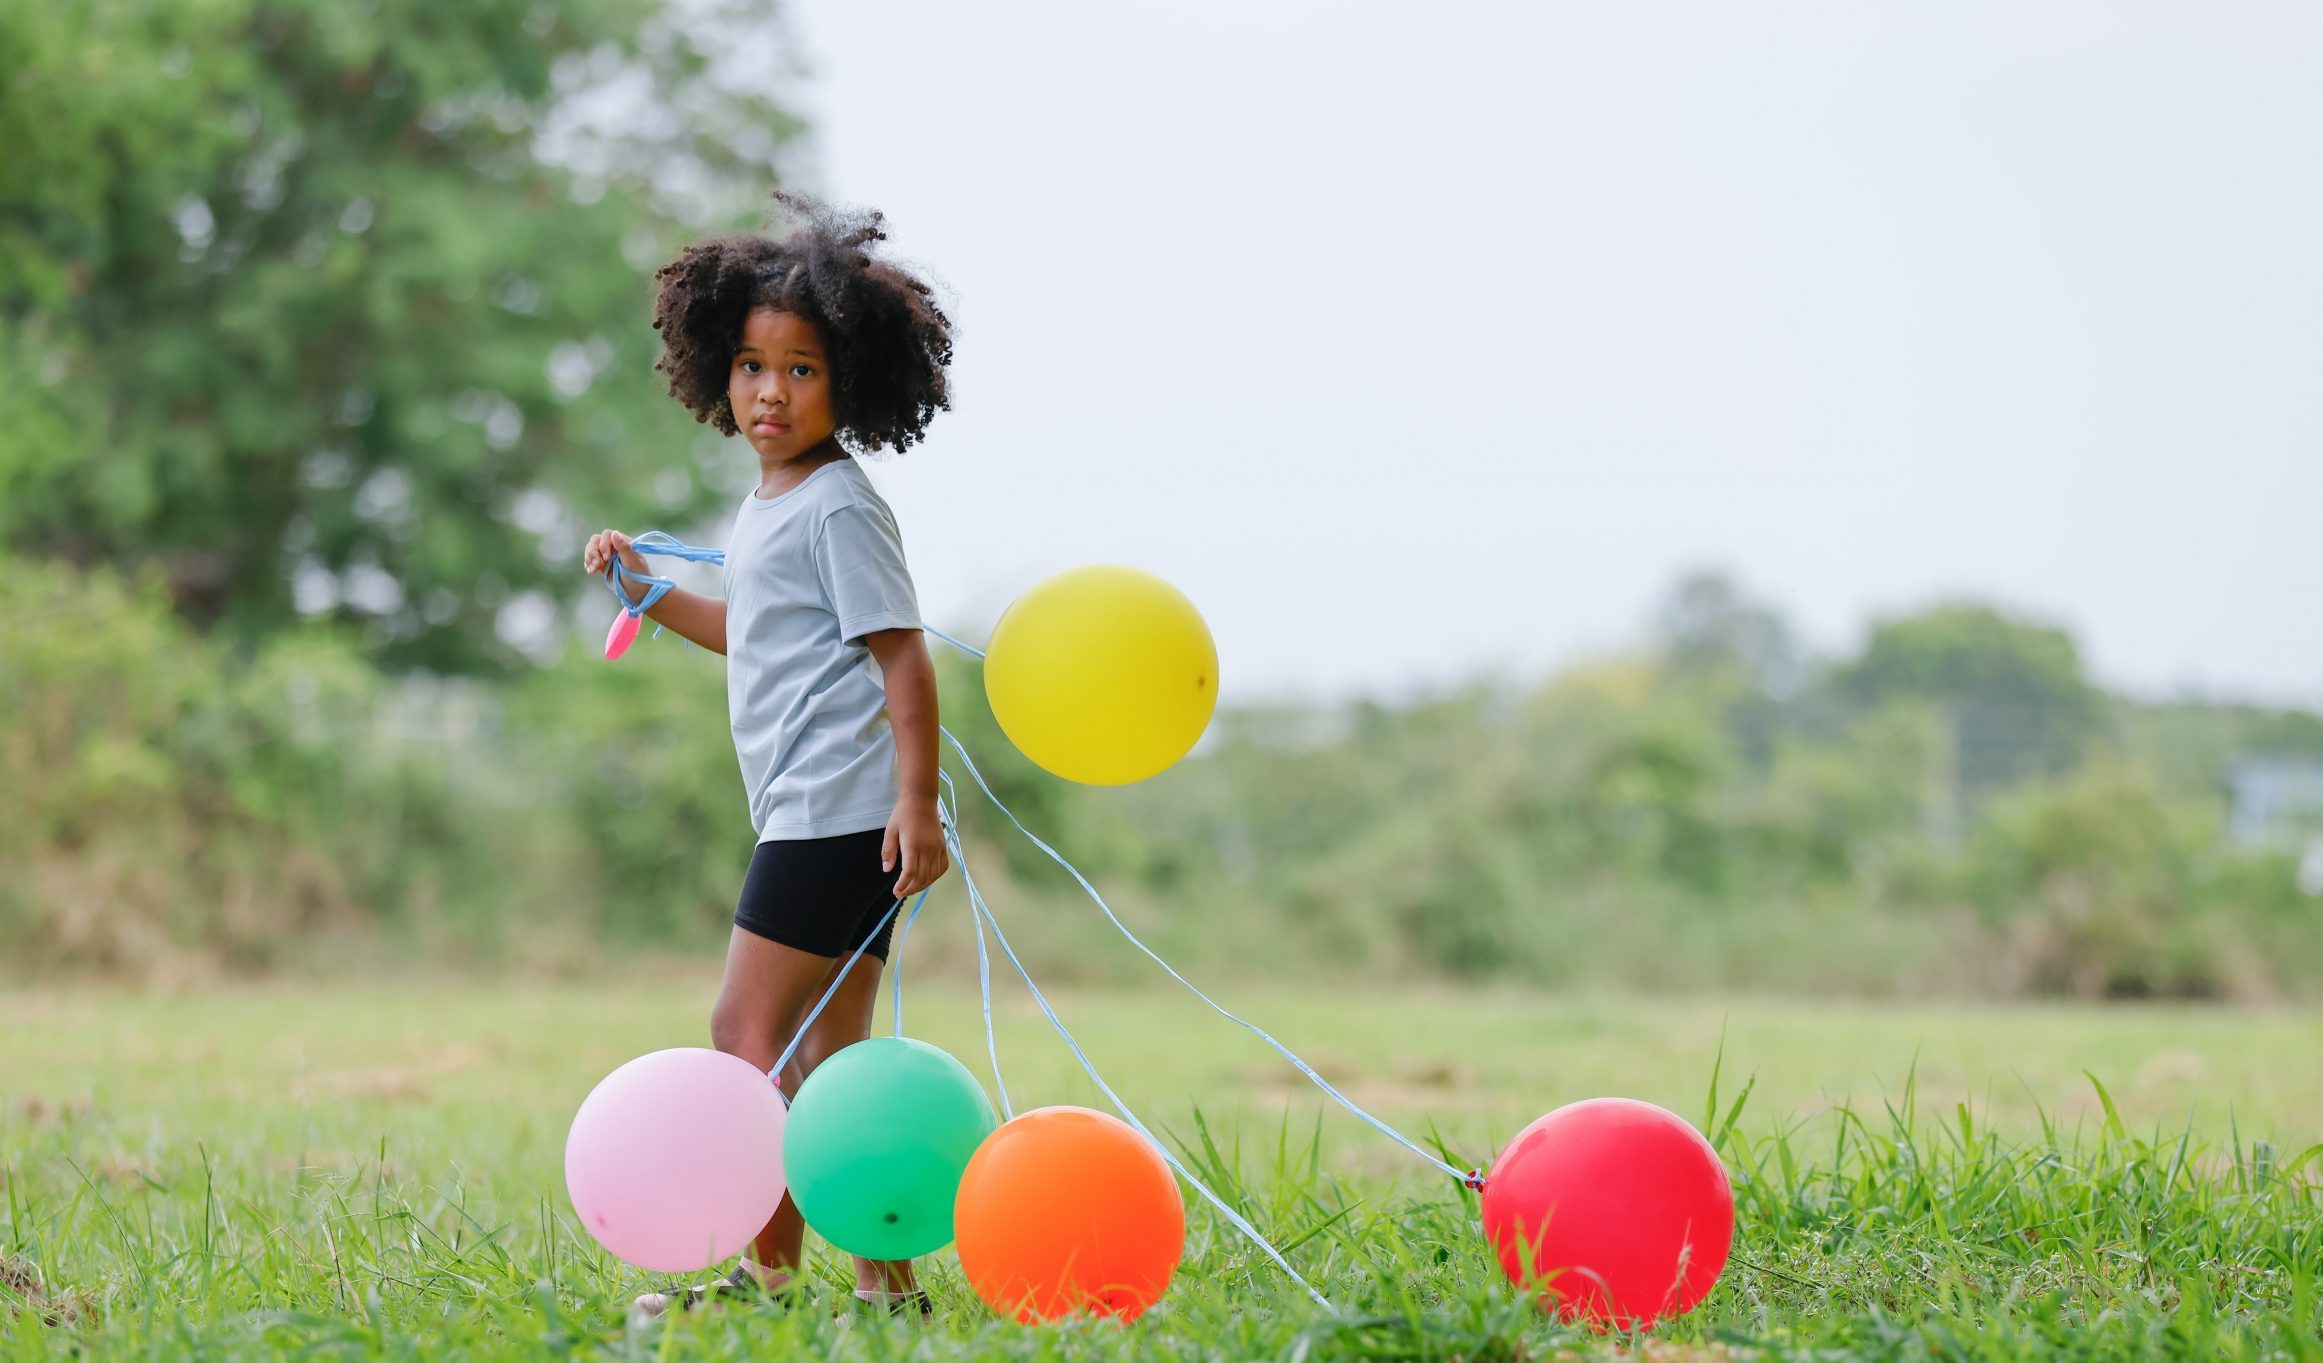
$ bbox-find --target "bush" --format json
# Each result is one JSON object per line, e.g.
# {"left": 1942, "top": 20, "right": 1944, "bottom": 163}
{"left": 1963, "top": 763, "right": 2240, "bottom": 999}
{"left": 0, "top": 565, "right": 536, "bottom": 975}
{"left": 6, "top": 566, "right": 2319, "bottom": 999}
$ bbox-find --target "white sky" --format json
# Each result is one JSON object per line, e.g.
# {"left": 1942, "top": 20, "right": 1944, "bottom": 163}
{"left": 762, "top": 1, "right": 2321, "bottom": 708}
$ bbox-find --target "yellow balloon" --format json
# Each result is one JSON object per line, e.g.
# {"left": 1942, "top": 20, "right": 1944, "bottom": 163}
{"left": 984, "top": 566, "right": 1218, "bottom": 785}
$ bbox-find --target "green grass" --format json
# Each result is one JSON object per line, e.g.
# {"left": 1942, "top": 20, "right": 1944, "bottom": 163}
{"left": 3, "top": 982, "right": 2320, "bottom": 1359}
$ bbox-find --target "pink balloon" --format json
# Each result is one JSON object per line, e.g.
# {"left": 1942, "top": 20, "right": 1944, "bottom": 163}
{"left": 604, "top": 611, "right": 641, "bottom": 660}
{"left": 564, "top": 1048, "right": 788, "bottom": 1272}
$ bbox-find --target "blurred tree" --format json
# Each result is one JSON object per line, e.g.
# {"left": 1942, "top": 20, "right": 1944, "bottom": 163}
{"left": 0, "top": 0, "right": 805, "bottom": 671}
{"left": 1654, "top": 568, "right": 1804, "bottom": 769}
{"left": 1834, "top": 604, "right": 2104, "bottom": 800}
{"left": 1753, "top": 703, "right": 1945, "bottom": 886}
{"left": 1656, "top": 568, "right": 1803, "bottom": 696}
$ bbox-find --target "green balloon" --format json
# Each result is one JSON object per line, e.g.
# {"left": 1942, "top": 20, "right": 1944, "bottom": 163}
{"left": 783, "top": 1036, "right": 997, "bottom": 1260}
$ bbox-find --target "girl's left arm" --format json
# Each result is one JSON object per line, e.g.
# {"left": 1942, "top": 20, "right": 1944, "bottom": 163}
{"left": 864, "top": 628, "right": 950, "bottom": 898}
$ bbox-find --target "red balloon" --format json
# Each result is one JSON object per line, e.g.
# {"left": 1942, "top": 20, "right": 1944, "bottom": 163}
{"left": 1480, "top": 1098, "right": 1733, "bottom": 1328}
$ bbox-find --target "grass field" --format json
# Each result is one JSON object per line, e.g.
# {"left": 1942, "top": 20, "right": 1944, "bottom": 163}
{"left": 3, "top": 980, "right": 2319, "bottom": 1359}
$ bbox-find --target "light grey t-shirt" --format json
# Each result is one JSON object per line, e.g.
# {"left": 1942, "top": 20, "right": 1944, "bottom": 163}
{"left": 722, "top": 457, "right": 922, "bottom": 842}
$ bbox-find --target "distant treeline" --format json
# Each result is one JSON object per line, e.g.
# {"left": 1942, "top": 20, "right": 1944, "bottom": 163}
{"left": 7, "top": 564, "right": 2319, "bottom": 999}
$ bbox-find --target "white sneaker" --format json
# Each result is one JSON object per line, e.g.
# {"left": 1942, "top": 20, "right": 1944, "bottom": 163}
{"left": 630, "top": 1264, "right": 798, "bottom": 1318}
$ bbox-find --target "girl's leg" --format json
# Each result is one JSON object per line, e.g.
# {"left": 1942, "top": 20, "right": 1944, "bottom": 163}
{"left": 707, "top": 925, "right": 875, "bottom": 1285}
{"left": 777, "top": 954, "right": 919, "bottom": 1297}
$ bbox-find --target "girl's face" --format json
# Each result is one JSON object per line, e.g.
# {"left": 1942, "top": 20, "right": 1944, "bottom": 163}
{"left": 730, "top": 307, "right": 836, "bottom": 461}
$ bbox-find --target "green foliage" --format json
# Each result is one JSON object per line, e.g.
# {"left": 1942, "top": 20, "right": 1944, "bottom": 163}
{"left": 499, "top": 637, "right": 748, "bottom": 941}
{"left": 0, "top": 562, "right": 534, "bottom": 972}
{"left": 1963, "top": 762, "right": 2230, "bottom": 999}
{"left": 0, "top": 0, "right": 801, "bottom": 671}
{"left": 1658, "top": 567, "right": 1805, "bottom": 699}
{"left": 1835, "top": 603, "right": 2106, "bottom": 797}
{"left": 6, "top": 565, "right": 2319, "bottom": 998}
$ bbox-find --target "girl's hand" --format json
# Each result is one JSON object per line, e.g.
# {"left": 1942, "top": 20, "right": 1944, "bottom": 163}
{"left": 883, "top": 797, "right": 951, "bottom": 899}
{"left": 583, "top": 529, "right": 651, "bottom": 604}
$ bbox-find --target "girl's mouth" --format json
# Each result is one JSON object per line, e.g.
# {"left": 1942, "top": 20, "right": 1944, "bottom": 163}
{"left": 753, "top": 419, "right": 788, "bottom": 435}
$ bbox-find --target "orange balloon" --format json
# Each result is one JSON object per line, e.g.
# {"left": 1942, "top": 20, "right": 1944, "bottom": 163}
{"left": 953, "top": 1106, "right": 1185, "bottom": 1323}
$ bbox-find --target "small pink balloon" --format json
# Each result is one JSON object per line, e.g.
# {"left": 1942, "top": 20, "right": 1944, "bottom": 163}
{"left": 604, "top": 610, "right": 641, "bottom": 660}
{"left": 565, "top": 1048, "right": 787, "bottom": 1272}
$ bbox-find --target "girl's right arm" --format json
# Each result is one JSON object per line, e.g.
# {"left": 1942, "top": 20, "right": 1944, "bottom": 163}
{"left": 583, "top": 529, "right": 728, "bottom": 656}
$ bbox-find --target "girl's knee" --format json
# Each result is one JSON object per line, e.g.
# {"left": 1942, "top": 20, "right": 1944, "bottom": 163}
{"left": 709, "top": 994, "right": 784, "bottom": 1061}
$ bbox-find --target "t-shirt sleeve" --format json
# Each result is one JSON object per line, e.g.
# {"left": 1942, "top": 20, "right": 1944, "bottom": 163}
{"left": 813, "top": 502, "right": 923, "bottom": 646}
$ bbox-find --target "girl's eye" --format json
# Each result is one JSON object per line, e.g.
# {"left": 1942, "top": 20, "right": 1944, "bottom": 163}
{"left": 791, "top": 364, "right": 815, "bottom": 378}
{"left": 740, "top": 360, "right": 761, "bottom": 374}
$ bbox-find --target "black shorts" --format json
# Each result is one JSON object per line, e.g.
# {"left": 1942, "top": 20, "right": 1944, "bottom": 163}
{"left": 734, "top": 828, "right": 903, "bottom": 960}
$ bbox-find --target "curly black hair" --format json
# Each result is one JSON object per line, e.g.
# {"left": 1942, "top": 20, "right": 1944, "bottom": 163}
{"left": 649, "top": 190, "right": 953, "bottom": 453}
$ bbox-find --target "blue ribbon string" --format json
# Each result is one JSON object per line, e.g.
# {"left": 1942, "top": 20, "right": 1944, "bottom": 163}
{"left": 933, "top": 724, "right": 1485, "bottom": 1190}
{"left": 604, "top": 531, "right": 728, "bottom": 645}
{"left": 601, "top": 533, "right": 1478, "bottom": 1198}
{"left": 920, "top": 625, "right": 985, "bottom": 660}
{"left": 888, "top": 886, "right": 931, "bottom": 1039}
{"left": 946, "top": 776, "right": 1015, "bottom": 1121}
{"left": 935, "top": 784, "right": 1332, "bottom": 1309}
{"left": 762, "top": 795, "right": 943, "bottom": 1072}
{"left": 768, "top": 893, "right": 906, "bottom": 1083}
{"left": 916, "top": 628, "right": 1482, "bottom": 1185}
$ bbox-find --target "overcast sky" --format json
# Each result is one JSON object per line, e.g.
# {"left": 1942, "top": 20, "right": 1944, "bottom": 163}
{"left": 759, "top": 1, "right": 2320, "bottom": 708}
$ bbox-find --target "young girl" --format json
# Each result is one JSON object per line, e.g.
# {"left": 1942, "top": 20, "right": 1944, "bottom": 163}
{"left": 581, "top": 191, "right": 955, "bottom": 1320}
